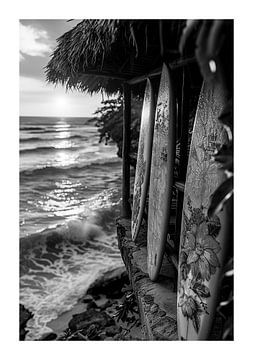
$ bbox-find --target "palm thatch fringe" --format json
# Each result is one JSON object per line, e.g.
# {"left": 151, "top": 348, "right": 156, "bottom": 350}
{"left": 45, "top": 20, "right": 185, "bottom": 95}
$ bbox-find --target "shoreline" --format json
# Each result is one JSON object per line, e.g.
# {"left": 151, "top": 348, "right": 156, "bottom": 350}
{"left": 20, "top": 266, "right": 144, "bottom": 341}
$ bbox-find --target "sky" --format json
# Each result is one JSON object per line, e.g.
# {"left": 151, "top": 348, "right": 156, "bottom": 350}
{"left": 19, "top": 19, "right": 103, "bottom": 117}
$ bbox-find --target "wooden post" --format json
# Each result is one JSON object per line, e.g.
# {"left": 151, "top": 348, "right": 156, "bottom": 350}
{"left": 122, "top": 83, "right": 132, "bottom": 218}
{"left": 175, "top": 68, "right": 190, "bottom": 242}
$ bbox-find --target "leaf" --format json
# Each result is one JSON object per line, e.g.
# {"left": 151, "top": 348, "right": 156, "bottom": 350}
{"left": 218, "top": 99, "right": 233, "bottom": 132}
{"left": 199, "top": 257, "right": 211, "bottom": 281}
{"left": 193, "top": 283, "right": 211, "bottom": 298}
{"left": 204, "top": 250, "right": 220, "bottom": 267}
{"left": 166, "top": 234, "right": 175, "bottom": 249}
{"left": 192, "top": 312, "right": 201, "bottom": 333}
{"left": 213, "top": 144, "right": 233, "bottom": 172}
{"left": 184, "top": 233, "right": 196, "bottom": 252}
{"left": 223, "top": 258, "right": 233, "bottom": 277}
{"left": 202, "top": 236, "right": 221, "bottom": 252}
{"left": 207, "top": 216, "right": 221, "bottom": 237}
{"left": 208, "top": 177, "right": 233, "bottom": 218}
{"left": 210, "top": 264, "right": 217, "bottom": 275}
{"left": 179, "top": 20, "right": 201, "bottom": 54}
{"left": 195, "top": 20, "right": 215, "bottom": 81}
{"left": 122, "top": 284, "right": 133, "bottom": 293}
{"left": 187, "top": 251, "right": 199, "bottom": 264}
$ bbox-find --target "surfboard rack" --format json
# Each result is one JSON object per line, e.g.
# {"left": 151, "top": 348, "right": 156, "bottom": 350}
{"left": 121, "top": 57, "right": 195, "bottom": 220}
{"left": 126, "top": 56, "right": 196, "bottom": 86}
{"left": 174, "top": 181, "right": 185, "bottom": 193}
{"left": 116, "top": 21, "right": 233, "bottom": 341}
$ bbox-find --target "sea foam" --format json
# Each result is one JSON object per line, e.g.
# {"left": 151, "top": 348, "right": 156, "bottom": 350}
{"left": 20, "top": 217, "right": 123, "bottom": 340}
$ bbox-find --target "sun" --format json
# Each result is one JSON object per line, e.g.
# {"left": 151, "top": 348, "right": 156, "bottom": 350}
{"left": 55, "top": 96, "right": 67, "bottom": 107}
{"left": 53, "top": 96, "right": 70, "bottom": 115}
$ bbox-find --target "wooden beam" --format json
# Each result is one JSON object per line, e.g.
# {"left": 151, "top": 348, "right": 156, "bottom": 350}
{"left": 174, "top": 181, "right": 185, "bottom": 192}
{"left": 79, "top": 56, "right": 196, "bottom": 84}
{"left": 126, "top": 56, "right": 196, "bottom": 85}
{"left": 127, "top": 68, "right": 162, "bottom": 85}
{"left": 79, "top": 71, "right": 128, "bottom": 81}
{"left": 121, "top": 83, "right": 132, "bottom": 218}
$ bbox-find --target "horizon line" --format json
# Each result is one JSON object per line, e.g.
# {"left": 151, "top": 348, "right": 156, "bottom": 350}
{"left": 19, "top": 115, "right": 95, "bottom": 118}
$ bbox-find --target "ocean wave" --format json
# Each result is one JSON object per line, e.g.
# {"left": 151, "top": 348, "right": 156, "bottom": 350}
{"left": 20, "top": 218, "right": 122, "bottom": 340}
{"left": 20, "top": 146, "right": 81, "bottom": 155}
{"left": 20, "top": 157, "right": 121, "bottom": 178}
{"left": 24, "top": 128, "right": 91, "bottom": 135}
{"left": 20, "top": 126, "right": 45, "bottom": 131}
{"left": 20, "top": 219, "right": 103, "bottom": 254}
{"left": 20, "top": 137, "right": 42, "bottom": 143}
{"left": 20, "top": 135, "right": 84, "bottom": 143}
{"left": 20, "top": 217, "right": 121, "bottom": 284}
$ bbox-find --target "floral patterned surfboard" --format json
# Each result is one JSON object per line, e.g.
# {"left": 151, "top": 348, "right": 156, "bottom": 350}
{"left": 177, "top": 81, "right": 229, "bottom": 340}
{"left": 147, "top": 63, "right": 176, "bottom": 281}
{"left": 131, "top": 79, "right": 155, "bottom": 242}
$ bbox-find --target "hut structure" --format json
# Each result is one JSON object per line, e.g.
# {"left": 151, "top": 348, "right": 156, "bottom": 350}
{"left": 46, "top": 19, "right": 233, "bottom": 340}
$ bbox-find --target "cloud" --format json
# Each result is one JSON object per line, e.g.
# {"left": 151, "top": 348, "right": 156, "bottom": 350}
{"left": 20, "top": 76, "right": 51, "bottom": 93}
{"left": 20, "top": 23, "right": 53, "bottom": 59}
{"left": 20, "top": 76, "right": 103, "bottom": 117}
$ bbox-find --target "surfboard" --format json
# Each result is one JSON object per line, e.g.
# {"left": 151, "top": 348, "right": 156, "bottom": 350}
{"left": 131, "top": 79, "right": 155, "bottom": 242}
{"left": 177, "top": 81, "right": 229, "bottom": 340}
{"left": 147, "top": 63, "right": 176, "bottom": 281}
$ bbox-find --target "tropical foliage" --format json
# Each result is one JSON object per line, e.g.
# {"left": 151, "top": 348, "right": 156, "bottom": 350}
{"left": 179, "top": 19, "right": 233, "bottom": 340}
{"left": 45, "top": 20, "right": 185, "bottom": 95}
{"left": 94, "top": 95, "right": 143, "bottom": 166}
{"left": 178, "top": 197, "right": 221, "bottom": 334}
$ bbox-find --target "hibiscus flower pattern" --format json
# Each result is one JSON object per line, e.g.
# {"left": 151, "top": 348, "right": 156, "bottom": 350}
{"left": 178, "top": 197, "right": 221, "bottom": 335}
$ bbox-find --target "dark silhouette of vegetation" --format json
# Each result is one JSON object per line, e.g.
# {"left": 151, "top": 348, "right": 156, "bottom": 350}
{"left": 180, "top": 19, "right": 233, "bottom": 340}
{"left": 94, "top": 95, "right": 143, "bottom": 167}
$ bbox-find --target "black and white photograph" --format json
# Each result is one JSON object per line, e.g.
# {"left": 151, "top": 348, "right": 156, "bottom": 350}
{"left": 18, "top": 18, "right": 234, "bottom": 342}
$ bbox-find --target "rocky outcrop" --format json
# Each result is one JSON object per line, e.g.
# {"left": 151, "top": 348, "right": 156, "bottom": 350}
{"left": 20, "top": 304, "right": 33, "bottom": 340}
{"left": 87, "top": 267, "right": 129, "bottom": 298}
{"left": 68, "top": 309, "right": 114, "bottom": 332}
{"left": 42, "top": 266, "right": 143, "bottom": 341}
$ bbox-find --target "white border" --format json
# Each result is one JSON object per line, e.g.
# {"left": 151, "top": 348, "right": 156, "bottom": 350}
{"left": 0, "top": 1, "right": 252, "bottom": 359}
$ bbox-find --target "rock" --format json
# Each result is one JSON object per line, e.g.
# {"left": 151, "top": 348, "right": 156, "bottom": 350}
{"left": 20, "top": 328, "right": 27, "bottom": 341}
{"left": 99, "top": 300, "right": 113, "bottom": 310}
{"left": 82, "top": 294, "right": 94, "bottom": 303}
{"left": 86, "top": 324, "right": 99, "bottom": 339}
{"left": 113, "top": 333, "right": 123, "bottom": 340}
{"left": 98, "top": 333, "right": 107, "bottom": 340}
{"left": 19, "top": 304, "right": 33, "bottom": 340}
{"left": 86, "top": 300, "right": 98, "bottom": 310}
{"left": 68, "top": 309, "right": 115, "bottom": 332}
{"left": 92, "top": 294, "right": 100, "bottom": 300}
{"left": 87, "top": 267, "right": 129, "bottom": 298}
{"left": 105, "top": 325, "right": 120, "bottom": 337}
{"left": 68, "top": 333, "right": 87, "bottom": 341}
{"left": 40, "top": 332, "right": 58, "bottom": 341}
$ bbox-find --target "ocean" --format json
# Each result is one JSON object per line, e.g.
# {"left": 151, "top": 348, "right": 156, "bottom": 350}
{"left": 19, "top": 116, "right": 124, "bottom": 340}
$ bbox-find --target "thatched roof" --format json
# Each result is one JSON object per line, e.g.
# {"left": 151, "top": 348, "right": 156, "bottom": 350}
{"left": 45, "top": 20, "right": 186, "bottom": 95}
